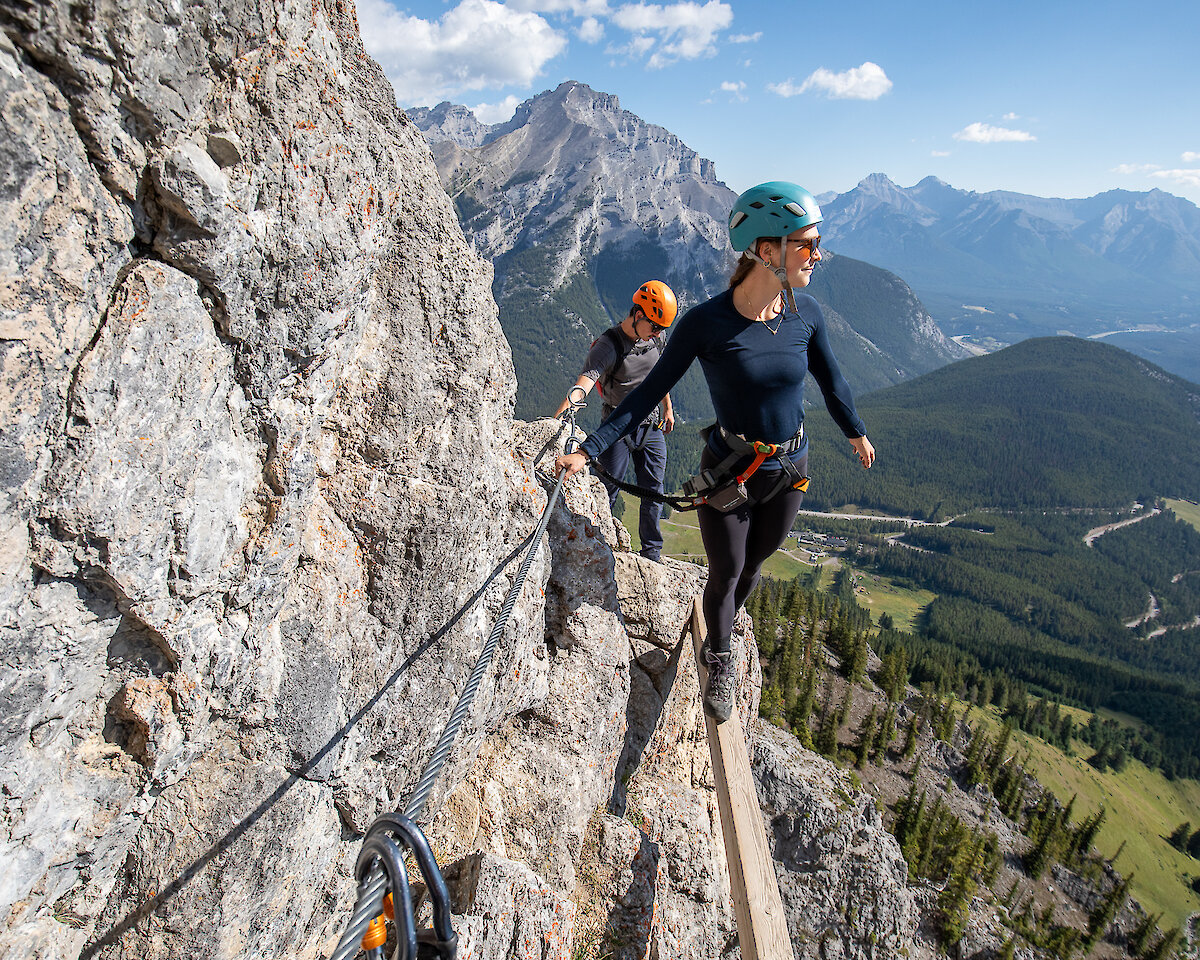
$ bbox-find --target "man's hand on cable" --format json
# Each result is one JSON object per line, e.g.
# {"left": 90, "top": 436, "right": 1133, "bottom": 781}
{"left": 849, "top": 436, "right": 875, "bottom": 469}
{"left": 662, "top": 409, "right": 675, "bottom": 434}
{"left": 555, "top": 451, "right": 590, "bottom": 478}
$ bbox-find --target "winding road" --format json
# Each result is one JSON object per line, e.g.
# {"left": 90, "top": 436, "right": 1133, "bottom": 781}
{"left": 1082, "top": 504, "right": 1161, "bottom": 546}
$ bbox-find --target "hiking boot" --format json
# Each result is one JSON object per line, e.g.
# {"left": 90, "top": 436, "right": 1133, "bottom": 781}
{"left": 702, "top": 645, "right": 736, "bottom": 723}
{"left": 640, "top": 548, "right": 661, "bottom": 562}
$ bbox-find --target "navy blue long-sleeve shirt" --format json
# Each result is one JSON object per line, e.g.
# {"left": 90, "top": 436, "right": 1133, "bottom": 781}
{"left": 580, "top": 288, "right": 867, "bottom": 467}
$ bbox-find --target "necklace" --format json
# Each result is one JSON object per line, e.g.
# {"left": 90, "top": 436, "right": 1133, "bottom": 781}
{"left": 740, "top": 288, "right": 785, "bottom": 335}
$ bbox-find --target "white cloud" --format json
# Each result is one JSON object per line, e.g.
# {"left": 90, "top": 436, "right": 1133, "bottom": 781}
{"left": 578, "top": 16, "right": 605, "bottom": 41}
{"left": 729, "top": 31, "right": 761, "bottom": 43}
{"left": 1003, "top": 112, "right": 1020, "bottom": 121}
{"left": 468, "top": 95, "right": 523, "bottom": 124}
{"left": 931, "top": 150, "right": 950, "bottom": 157}
{"left": 769, "top": 62, "right": 892, "bottom": 100}
{"left": 358, "top": 0, "right": 567, "bottom": 105}
{"left": 1183, "top": 151, "right": 1200, "bottom": 163}
{"left": 611, "top": 1, "right": 733, "bottom": 67}
{"left": 953, "top": 122, "right": 1036, "bottom": 143}
{"left": 506, "top": 0, "right": 610, "bottom": 14}
{"left": 766, "top": 79, "right": 803, "bottom": 97}
{"left": 720, "top": 80, "right": 746, "bottom": 101}
{"left": 1113, "top": 163, "right": 1161, "bottom": 175}
{"left": 1150, "top": 169, "right": 1200, "bottom": 190}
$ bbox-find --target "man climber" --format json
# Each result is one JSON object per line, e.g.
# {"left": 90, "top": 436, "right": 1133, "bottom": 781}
{"left": 553, "top": 281, "right": 678, "bottom": 562}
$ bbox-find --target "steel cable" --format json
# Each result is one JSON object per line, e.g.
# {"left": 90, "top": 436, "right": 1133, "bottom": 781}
{"left": 330, "top": 413, "right": 577, "bottom": 960}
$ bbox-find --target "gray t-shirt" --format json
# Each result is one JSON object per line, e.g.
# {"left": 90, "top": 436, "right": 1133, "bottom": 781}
{"left": 581, "top": 326, "right": 664, "bottom": 412}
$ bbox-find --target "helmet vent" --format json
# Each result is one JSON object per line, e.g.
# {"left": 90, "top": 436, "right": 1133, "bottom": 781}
{"left": 748, "top": 201, "right": 764, "bottom": 209}
{"left": 784, "top": 202, "right": 806, "bottom": 217}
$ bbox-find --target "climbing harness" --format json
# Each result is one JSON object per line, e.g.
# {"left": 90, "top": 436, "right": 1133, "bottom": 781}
{"left": 681, "top": 425, "right": 810, "bottom": 512}
{"left": 330, "top": 419, "right": 571, "bottom": 960}
{"left": 563, "top": 390, "right": 810, "bottom": 514}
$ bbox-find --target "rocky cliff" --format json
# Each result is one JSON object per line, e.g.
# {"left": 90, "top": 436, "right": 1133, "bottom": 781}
{"left": 0, "top": 1, "right": 916, "bottom": 958}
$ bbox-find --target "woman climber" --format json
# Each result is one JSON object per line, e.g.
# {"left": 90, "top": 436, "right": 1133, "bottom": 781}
{"left": 556, "top": 181, "right": 875, "bottom": 722}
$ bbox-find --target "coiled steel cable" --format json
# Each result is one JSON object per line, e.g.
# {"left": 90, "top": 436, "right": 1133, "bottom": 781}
{"left": 330, "top": 407, "right": 582, "bottom": 960}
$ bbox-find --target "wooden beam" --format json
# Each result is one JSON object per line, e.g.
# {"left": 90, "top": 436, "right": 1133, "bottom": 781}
{"left": 691, "top": 598, "right": 796, "bottom": 960}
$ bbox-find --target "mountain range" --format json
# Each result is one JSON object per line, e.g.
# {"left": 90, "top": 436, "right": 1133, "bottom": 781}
{"left": 821, "top": 174, "right": 1200, "bottom": 382}
{"left": 411, "top": 84, "right": 1200, "bottom": 397}
{"left": 408, "top": 82, "right": 970, "bottom": 421}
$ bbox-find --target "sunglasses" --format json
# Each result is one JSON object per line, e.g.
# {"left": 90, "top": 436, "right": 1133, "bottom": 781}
{"left": 787, "top": 235, "right": 821, "bottom": 255}
{"left": 639, "top": 316, "right": 668, "bottom": 334}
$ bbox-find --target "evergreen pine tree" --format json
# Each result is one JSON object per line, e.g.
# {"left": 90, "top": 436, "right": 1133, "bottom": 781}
{"left": 964, "top": 727, "right": 990, "bottom": 786}
{"left": 846, "top": 630, "right": 868, "bottom": 683}
{"left": 1167, "top": 822, "right": 1191, "bottom": 851}
{"left": 1128, "top": 912, "right": 1161, "bottom": 957}
{"left": 938, "top": 699, "right": 957, "bottom": 743}
{"left": 854, "top": 706, "right": 877, "bottom": 769}
{"left": 1023, "top": 810, "right": 1061, "bottom": 879}
{"left": 1083, "top": 874, "right": 1128, "bottom": 950}
{"left": 893, "top": 778, "right": 920, "bottom": 846}
{"left": 759, "top": 684, "right": 784, "bottom": 723}
{"left": 916, "top": 797, "right": 946, "bottom": 880}
{"left": 875, "top": 705, "right": 896, "bottom": 765}
{"left": 836, "top": 686, "right": 853, "bottom": 726}
{"left": 1187, "top": 825, "right": 1200, "bottom": 859}
{"left": 815, "top": 680, "right": 839, "bottom": 759}
{"left": 1071, "top": 805, "right": 1106, "bottom": 863}
{"left": 877, "top": 646, "right": 908, "bottom": 702}
{"left": 803, "top": 613, "right": 818, "bottom": 670}
{"left": 901, "top": 710, "right": 921, "bottom": 760}
{"left": 1142, "top": 926, "right": 1181, "bottom": 960}
{"left": 985, "top": 721, "right": 1014, "bottom": 784}
{"left": 938, "top": 831, "right": 984, "bottom": 947}
{"left": 899, "top": 790, "right": 928, "bottom": 880}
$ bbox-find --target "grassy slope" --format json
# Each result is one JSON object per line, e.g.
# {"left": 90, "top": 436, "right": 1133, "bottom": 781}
{"left": 968, "top": 704, "right": 1200, "bottom": 927}
{"left": 850, "top": 571, "right": 937, "bottom": 632}
{"left": 625, "top": 505, "right": 937, "bottom": 626}
{"left": 1166, "top": 498, "right": 1200, "bottom": 533}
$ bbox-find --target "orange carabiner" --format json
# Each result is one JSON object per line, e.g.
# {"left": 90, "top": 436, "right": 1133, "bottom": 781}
{"left": 737, "top": 441, "right": 778, "bottom": 483}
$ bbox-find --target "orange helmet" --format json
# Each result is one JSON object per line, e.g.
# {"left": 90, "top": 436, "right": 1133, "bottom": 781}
{"left": 632, "top": 280, "right": 678, "bottom": 327}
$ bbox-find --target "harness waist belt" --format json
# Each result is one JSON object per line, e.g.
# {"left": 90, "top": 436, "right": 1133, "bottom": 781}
{"left": 603, "top": 403, "right": 663, "bottom": 427}
{"left": 719, "top": 423, "right": 805, "bottom": 456}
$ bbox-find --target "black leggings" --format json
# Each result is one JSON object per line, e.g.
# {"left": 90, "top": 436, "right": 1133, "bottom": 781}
{"left": 696, "top": 447, "right": 809, "bottom": 655}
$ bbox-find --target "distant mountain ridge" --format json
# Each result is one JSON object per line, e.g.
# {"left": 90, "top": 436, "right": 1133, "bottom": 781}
{"left": 821, "top": 174, "right": 1200, "bottom": 382}
{"left": 803, "top": 336, "right": 1200, "bottom": 517}
{"left": 407, "top": 83, "right": 969, "bottom": 420}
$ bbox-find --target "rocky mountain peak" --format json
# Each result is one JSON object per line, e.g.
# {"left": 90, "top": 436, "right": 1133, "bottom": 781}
{"left": 840, "top": 172, "right": 939, "bottom": 224}
{"left": 405, "top": 100, "right": 491, "bottom": 147}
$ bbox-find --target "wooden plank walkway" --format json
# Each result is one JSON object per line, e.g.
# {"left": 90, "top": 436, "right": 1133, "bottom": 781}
{"left": 690, "top": 597, "right": 796, "bottom": 960}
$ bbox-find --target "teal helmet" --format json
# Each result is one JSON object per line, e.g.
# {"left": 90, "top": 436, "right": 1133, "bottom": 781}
{"left": 728, "top": 181, "right": 822, "bottom": 252}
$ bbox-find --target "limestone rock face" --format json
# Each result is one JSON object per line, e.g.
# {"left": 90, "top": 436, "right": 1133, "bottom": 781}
{"left": 754, "top": 724, "right": 919, "bottom": 959}
{"left": 1, "top": 1, "right": 536, "bottom": 956}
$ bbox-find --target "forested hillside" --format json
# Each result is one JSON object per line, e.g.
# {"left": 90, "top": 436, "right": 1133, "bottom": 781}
{"left": 746, "top": 572, "right": 1199, "bottom": 955}
{"left": 801, "top": 336, "right": 1200, "bottom": 518}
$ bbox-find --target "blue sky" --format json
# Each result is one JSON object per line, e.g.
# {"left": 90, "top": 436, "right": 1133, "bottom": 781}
{"left": 358, "top": 0, "right": 1200, "bottom": 206}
